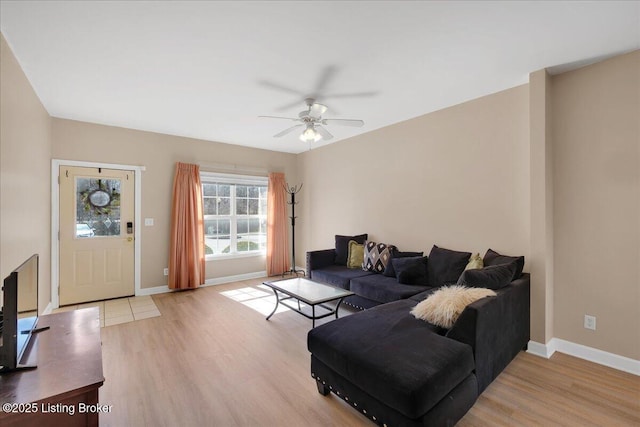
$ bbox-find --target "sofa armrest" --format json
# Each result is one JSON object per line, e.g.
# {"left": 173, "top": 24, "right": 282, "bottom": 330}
{"left": 306, "top": 249, "right": 337, "bottom": 277}
{"left": 446, "top": 273, "right": 530, "bottom": 393}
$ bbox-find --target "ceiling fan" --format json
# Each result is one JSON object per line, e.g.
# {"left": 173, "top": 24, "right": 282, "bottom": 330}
{"left": 259, "top": 98, "right": 364, "bottom": 142}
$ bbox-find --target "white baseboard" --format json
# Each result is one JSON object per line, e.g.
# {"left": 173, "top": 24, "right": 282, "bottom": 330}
{"left": 528, "top": 338, "right": 640, "bottom": 376}
{"left": 203, "top": 271, "right": 267, "bottom": 286}
{"left": 135, "top": 271, "right": 268, "bottom": 296}
{"left": 42, "top": 302, "right": 53, "bottom": 315}
{"left": 526, "top": 340, "right": 555, "bottom": 358}
{"left": 136, "top": 285, "right": 171, "bottom": 296}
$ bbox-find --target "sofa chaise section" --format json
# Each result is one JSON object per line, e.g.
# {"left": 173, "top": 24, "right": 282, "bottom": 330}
{"left": 308, "top": 300, "right": 479, "bottom": 426}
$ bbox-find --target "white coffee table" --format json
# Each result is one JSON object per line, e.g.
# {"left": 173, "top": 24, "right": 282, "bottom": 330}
{"left": 262, "top": 277, "right": 355, "bottom": 328}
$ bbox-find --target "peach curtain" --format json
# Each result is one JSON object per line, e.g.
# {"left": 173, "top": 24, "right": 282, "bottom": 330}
{"left": 267, "top": 172, "right": 290, "bottom": 276}
{"left": 168, "top": 162, "right": 205, "bottom": 289}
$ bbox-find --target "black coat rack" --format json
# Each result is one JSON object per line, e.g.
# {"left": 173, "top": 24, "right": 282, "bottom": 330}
{"left": 284, "top": 183, "right": 305, "bottom": 276}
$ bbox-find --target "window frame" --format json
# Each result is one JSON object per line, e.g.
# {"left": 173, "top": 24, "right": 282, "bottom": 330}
{"left": 200, "top": 172, "right": 268, "bottom": 260}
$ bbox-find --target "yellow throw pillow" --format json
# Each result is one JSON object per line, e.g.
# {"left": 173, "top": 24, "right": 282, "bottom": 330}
{"left": 464, "top": 253, "right": 483, "bottom": 270}
{"left": 347, "top": 240, "right": 365, "bottom": 269}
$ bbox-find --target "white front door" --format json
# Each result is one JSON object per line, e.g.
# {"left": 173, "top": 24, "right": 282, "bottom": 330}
{"left": 59, "top": 166, "right": 135, "bottom": 305}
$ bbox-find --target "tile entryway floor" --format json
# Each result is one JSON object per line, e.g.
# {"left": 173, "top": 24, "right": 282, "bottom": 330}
{"left": 52, "top": 295, "right": 161, "bottom": 327}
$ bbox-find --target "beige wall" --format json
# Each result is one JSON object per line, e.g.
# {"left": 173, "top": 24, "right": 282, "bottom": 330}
{"left": 52, "top": 119, "right": 297, "bottom": 289}
{"left": 297, "top": 85, "right": 530, "bottom": 271}
{"left": 0, "top": 33, "right": 52, "bottom": 312}
{"left": 529, "top": 69, "right": 555, "bottom": 344}
{"left": 551, "top": 51, "right": 639, "bottom": 360}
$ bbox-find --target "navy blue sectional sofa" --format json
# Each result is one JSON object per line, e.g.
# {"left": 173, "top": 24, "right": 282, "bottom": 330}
{"left": 307, "top": 248, "right": 432, "bottom": 310}
{"left": 306, "top": 243, "right": 530, "bottom": 426}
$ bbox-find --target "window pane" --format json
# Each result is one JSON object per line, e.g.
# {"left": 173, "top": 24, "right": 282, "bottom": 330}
{"left": 218, "top": 219, "right": 230, "bottom": 235}
{"left": 236, "top": 185, "right": 247, "bottom": 197}
{"left": 203, "top": 198, "right": 216, "bottom": 215}
{"left": 203, "top": 184, "right": 217, "bottom": 197}
{"left": 218, "top": 184, "right": 230, "bottom": 197}
{"left": 260, "top": 187, "right": 268, "bottom": 198}
{"left": 218, "top": 197, "right": 231, "bottom": 215}
{"left": 260, "top": 199, "right": 267, "bottom": 215}
{"left": 236, "top": 199, "right": 248, "bottom": 215}
{"left": 249, "top": 218, "right": 260, "bottom": 233}
{"left": 237, "top": 219, "right": 249, "bottom": 234}
{"left": 248, "top": 186, "right": 259, "bottom": 198}
{"left": 204, "top": 218, "right": 231, "bottom": 255}
{"left": 248, "top": 199, "right": 259, "bottom": 215}
{"left": 204, "top": 219, "right": 217, "bottom": 236}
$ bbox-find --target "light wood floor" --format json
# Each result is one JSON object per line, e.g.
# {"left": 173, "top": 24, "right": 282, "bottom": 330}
{"left": 99, "top": 278, "right": 640, "bottom": 427}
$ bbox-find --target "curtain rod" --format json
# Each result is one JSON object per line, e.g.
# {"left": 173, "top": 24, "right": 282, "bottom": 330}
{"left": 197, "top": 162, "right": 269, "bottom": 176}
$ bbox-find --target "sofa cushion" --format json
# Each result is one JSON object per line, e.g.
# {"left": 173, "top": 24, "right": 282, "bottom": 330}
{"left": 347, "top": 240, "right": 365, "bottom": 269}
{"left": 427, "top": 245, "right": 472, "bottom": 286}
{"left": 363, "top": 241, "right": 396, "bottom": 273}
{"left": 393, "top": 256, "right": 429, "bottom": 285}
{"left": 350, "top": 274, "right": 430, "bottom": 303}
{"left": 311, "top": 265, "right": 374, "bottom": 290}
{"left": 483, "top": 248, "right": 524, "bottom": 281}
{"left": 409, "top": 287, "right": 439, "bottom": 302}
{"left": 335, "top": 234, "right": 368, "bottom": 266}
{"left": 308, "top": 300, "right": 475, "bottom": 418}
{"left": 411, "top": 285, "right": 497, "bottom": 328}
{"left": 383, "top": 251, "right": 424, "bottom": 277}
{"left": 456, "top": 263, "right": 516, "bottom": 290}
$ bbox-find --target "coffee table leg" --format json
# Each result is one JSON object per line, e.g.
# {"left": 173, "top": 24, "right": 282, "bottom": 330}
{"left": 266, "top": 288, "right": 280, "bottom": 321}
{"left": 312, "top": 305, "right": 316, "bottom": 328}
{"left": 335, "top": 298, "right": 346, "bottom": 319}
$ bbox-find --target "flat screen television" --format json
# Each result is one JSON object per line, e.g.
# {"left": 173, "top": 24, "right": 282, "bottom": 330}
{"left": 0, "top": 253, "right": 44, "bottom": 372}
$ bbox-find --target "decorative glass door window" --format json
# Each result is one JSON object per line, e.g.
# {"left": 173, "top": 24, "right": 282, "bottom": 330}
{"left": 75, "top": 177, "right": 122, "bottom": 237}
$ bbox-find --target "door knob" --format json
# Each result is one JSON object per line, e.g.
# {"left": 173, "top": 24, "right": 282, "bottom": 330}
{"left": 127, "top": 237, "right": 133, "bottom": 242}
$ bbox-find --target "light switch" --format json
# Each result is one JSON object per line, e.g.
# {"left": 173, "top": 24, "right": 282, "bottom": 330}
{"left": 144, "top": 218, "right": 154, "bottom": 226}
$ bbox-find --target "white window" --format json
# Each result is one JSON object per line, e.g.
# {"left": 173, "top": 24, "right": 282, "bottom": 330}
{"left": 201, "top": 172, "right": 268, "bottom": 258}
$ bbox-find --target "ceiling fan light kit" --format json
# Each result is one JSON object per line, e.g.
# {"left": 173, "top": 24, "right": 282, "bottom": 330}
{"left": 300, "top": 124, "right": 321, "bottom": 142}
{"left": 260, "top": 98, "right": 364, "bottom": 144}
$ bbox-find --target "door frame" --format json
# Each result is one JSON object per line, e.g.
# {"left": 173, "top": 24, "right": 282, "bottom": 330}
{"left": 51, "top": 159, "right": 145, "bottom": 309}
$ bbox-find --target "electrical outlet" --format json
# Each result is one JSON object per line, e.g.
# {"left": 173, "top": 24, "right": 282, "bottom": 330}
{"left": 584, "top": 314, "right": 596, "bottom": 330}
{"left": 163, "top": 268, "right": 169, "bottom": 276}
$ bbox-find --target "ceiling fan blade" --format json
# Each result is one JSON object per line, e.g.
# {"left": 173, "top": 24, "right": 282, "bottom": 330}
{"left": 259, "top": 115, "right": 299, "bottom": 121}
{"left": 323, "top": 91, "right": 378, "bottom": 99}
{"left": 258, "top": 80, "right": 305, "bottom": 96}
{"left": 322, "top": 119, "right": 364, "bottom": 127}
{"left": 309, "top": 102, "right": 328, "bottom": 118}
{"left": 274, "top": 124, "right": 304, "bottom": 138}
{"left": 315, "top": 125, "right": 333, "bottom": 140}
{"left": 276, "top": 99, "right": 307, "bottom": 112}
{"left": 313, "top": 65, "right": 338, "bottom": 96}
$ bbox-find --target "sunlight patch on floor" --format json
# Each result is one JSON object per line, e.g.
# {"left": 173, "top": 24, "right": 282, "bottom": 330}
{"left": 220, "top": 286, "right": 291, "bottom": 316}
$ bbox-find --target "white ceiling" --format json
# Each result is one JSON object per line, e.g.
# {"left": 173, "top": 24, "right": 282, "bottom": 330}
{"left": 1, "top": 1, "right": 638, "bottom": 154}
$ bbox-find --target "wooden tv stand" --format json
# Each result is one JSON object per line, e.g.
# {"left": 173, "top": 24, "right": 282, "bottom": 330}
{"left": 0, "top": 308, "right": 104, "bottom": 427}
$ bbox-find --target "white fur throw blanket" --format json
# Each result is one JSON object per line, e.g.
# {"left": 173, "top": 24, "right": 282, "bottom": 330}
{"left": 411, "top": 285, "right": 496, "bottom": 329}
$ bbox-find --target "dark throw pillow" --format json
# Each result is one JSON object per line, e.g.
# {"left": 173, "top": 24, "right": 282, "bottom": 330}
{"left": 393, "top": 256, "right": 429, "bottom": 286}
{"left": 334, "top": 234, "right": 368, "bottom": 266}
{"left": 427, "top": 245, "right": 472, "bottom": 287}
{"left": 383, "top": 251, "right": 424, "bottom": 277}
{"left": 483, "top": 248, "right": 525, "bottom": 281}
{"left": 456, "top": 263, "right": 517, "bottom": 290}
